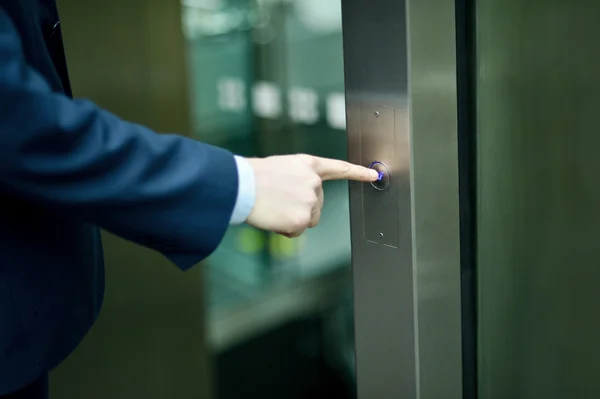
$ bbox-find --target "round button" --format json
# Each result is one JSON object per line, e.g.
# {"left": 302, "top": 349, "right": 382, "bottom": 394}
{"left": 368, "top": 161, "right": 391, "bottom": 190}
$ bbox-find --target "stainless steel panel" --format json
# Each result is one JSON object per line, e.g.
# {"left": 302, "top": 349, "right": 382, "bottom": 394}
{"left": 342, "top": 0, "right": 463, "bottom": 397}
{"left": 476, "top": 2, "right": 600, "bottom": 399}
{"left": 359, "top": 105, "right": 399, "bottom": 248}
{"left": 409, "top": 0, "right": 464, "bottom": 396}
{"left": 50, "top": 1, "right": 212, "bottom": 398}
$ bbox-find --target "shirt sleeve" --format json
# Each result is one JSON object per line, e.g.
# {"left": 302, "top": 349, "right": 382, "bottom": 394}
{"left": 229, "top": 155, "right": 256, "bottom": 225}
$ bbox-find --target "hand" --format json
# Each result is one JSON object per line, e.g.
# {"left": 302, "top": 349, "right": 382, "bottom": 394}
{"left": 245, "top": 154, "right": 378, "bottom": 237}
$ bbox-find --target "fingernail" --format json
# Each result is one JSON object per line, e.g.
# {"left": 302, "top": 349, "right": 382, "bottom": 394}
{"left": 370, "top": 169, "right": 379, "bottom": 180}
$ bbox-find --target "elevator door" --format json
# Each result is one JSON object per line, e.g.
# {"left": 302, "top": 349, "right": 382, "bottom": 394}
{"left": 476, "top": 1, "right": 600, "bottom": 399}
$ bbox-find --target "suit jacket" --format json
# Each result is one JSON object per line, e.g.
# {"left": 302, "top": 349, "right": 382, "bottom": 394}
{"left": 0, "top": 0, "right": 238, "bottom": 394}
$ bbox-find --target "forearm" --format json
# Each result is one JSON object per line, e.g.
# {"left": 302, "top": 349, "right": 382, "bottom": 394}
{"left": 0, "top": 8, "right": 241, "bottom": 267}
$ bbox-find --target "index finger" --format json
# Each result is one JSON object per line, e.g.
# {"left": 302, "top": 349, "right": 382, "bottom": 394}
{"left": 313, "top": 157, "right": 379, "bottom": 182}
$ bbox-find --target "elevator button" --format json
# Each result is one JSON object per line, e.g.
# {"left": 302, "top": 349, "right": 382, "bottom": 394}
{"left": 368, "top": 161, "right": 390, "bottom": 190}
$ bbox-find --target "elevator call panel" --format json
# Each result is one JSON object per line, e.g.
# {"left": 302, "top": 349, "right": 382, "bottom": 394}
{"left": 360, "top": 105, "right": 399, "bottom": 248}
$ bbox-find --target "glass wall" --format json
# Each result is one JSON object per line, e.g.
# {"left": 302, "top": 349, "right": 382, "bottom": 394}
{"left": 182, "top": 1, "right": 355, "bottom": 398}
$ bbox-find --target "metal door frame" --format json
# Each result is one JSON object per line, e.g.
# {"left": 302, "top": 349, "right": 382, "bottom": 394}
{"left": 342, "top": 0, "right": 465, "bottom": 397}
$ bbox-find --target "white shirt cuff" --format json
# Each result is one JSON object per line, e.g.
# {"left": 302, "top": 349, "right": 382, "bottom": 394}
{"left": 230, "top": 155, "right": 256, "bottom": 225}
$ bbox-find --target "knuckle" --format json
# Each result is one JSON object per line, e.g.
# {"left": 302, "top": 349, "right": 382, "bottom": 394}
{"left": 312, "top": 194, "right": 319, "bottom": 207}
{"left": 283, "top": 222, "right": 298, "bottom": 235}
{"left": 305, "top": 193, "right": 319, "bottom": 207}
{"left": 285, "top": 215, "right": 306, "bottom": 234}
{"left": 309, "top": 213, "right": 321, "bottom": 228}
{"left": 310, "top": 176, "right": 321, "bottom": 189}
{"left": 296, "top": 212, "right": 311, "bottom": 229}
{"left": 299, "top": 154, "right": 316, "bottom": 168}
{"left": 337, "top": 160, "right": 351, "bottom": 176}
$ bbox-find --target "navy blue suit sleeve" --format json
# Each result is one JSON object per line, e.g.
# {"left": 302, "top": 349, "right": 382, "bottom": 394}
{"left": 0, "top": 9, "right": 238, "bottom": 270}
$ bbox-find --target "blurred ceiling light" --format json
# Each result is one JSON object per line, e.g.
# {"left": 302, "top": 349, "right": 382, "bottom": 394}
{"left": 294, "top": 0, "right": 342, "bottom": 33}
{"left": 181, "top": 0, "right": 223, "bottom": 10}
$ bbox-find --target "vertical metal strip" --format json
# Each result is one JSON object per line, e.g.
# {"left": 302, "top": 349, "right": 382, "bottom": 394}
{"left": 342, "top": 0, "right": 464, "bottom": 397}
{"left": 408, "top": 0, "right": 464, "bottom": 396}
{"left": 455, "top": 0, "right": 478, "bottom": 397}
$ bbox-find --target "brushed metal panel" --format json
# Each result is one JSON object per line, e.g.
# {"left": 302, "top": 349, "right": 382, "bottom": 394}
{"left": 359, "top": 105, "right": 399, "bottom": 248}
{"left": 476, "top": 2, "right": 600, "bottom": 399}
{"left": 342, "top": 0, "right": 463, "bottom": 397}
{"left": 408, "top": 0, "right": 464, "bottom": 396}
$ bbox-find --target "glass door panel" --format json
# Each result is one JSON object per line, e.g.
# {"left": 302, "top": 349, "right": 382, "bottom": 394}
{"left": 182, "top": 1, "right": 355, "bottom": 398}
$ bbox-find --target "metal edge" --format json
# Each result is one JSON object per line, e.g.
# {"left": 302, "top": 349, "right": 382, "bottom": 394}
{"left": 407, "top": 0, "right": 464, "bottom": 397}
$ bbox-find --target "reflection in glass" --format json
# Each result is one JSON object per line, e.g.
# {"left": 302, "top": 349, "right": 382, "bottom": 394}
{"left": 182, "top": 0, "right": 355, "bottom": 398}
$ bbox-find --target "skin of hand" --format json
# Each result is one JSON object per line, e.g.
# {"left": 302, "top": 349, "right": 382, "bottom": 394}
{"left": 245, "top": 154, "right": 379, "bottom": 237}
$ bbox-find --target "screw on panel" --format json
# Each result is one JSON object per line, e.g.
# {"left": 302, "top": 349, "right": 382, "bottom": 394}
{"left": 379, "top": 233, "right": 384, "bottom": 238}
{"left": 374, "top": 111, "right": 380, "bottom": 117}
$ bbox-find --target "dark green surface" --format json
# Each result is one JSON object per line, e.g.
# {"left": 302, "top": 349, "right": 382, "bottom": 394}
{"left": 476, "top": 2, "right": 600, "bottom": 398}
{"left": 215, "top": 316, "right": 354, "bottom": 399}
